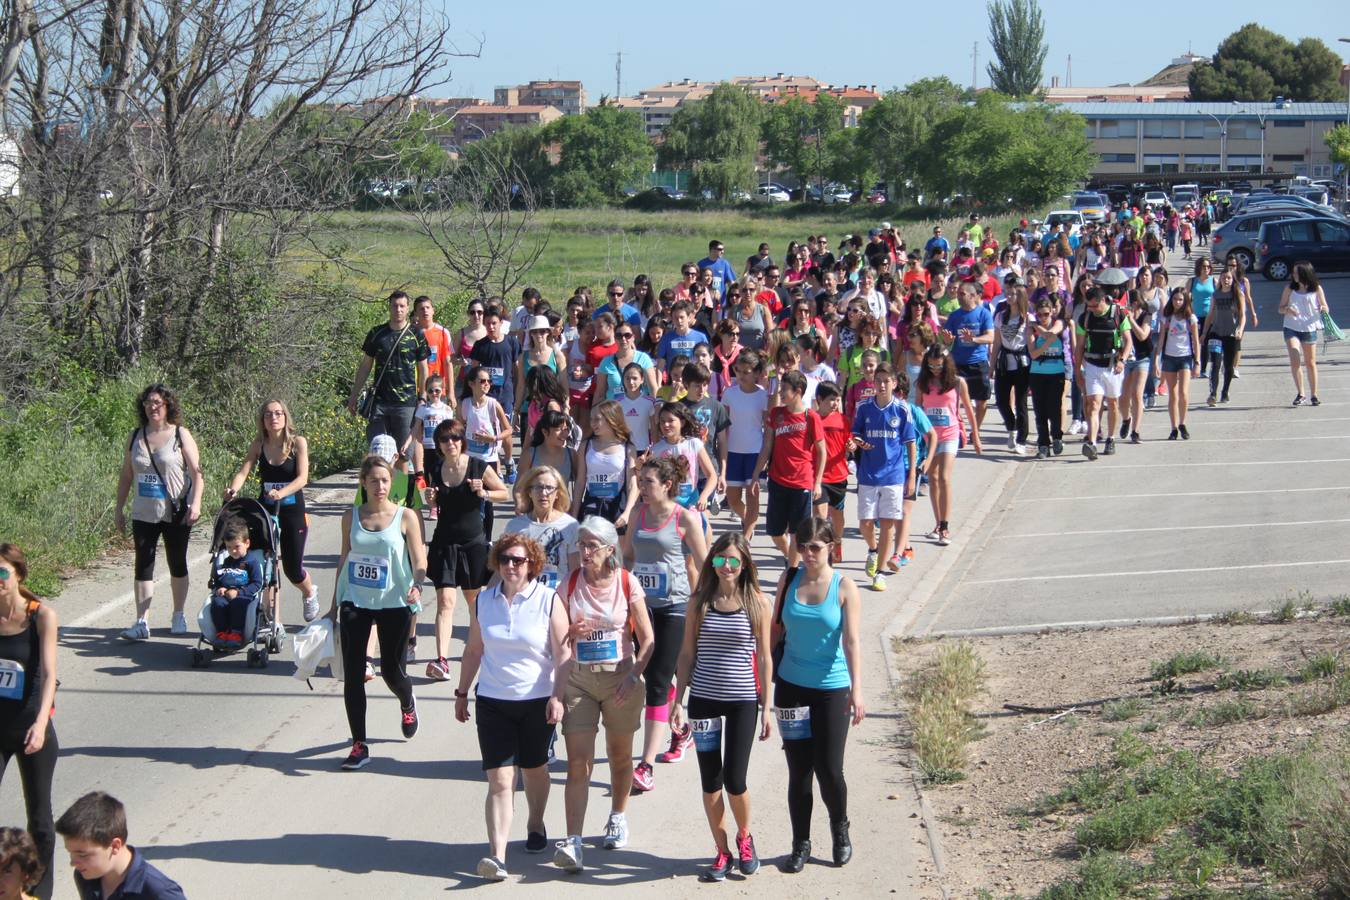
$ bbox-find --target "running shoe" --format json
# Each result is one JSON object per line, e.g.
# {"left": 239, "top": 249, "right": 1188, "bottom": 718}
{"left": 120, "top": 620, "right": 150, "bottom": 642}
{"left": 1006, "top": 432, "right": 1016, "bottom": 451}
{"left": 341, "top": 741, "right": 370, "bottom": 770}
{"left": 785, "top": 839, "right": 811, "bottom": 874}
{"left": 406, "top": 638, "right": 416, "bottom": 663}
{"left": 736, "top": 833, "right": 760, "bottom": 875}
{"left": 504, "top": 463, "right": 517, "bottom": 485}
{"left": 1179, "top": 424, "right": 1190, "bottom": 440}
{"left": 924, "top": 528, "right": 941, "bottom": 541}
{"left": 1119, "top": 418, "right": 1130, "bottom": 440}
{"left": 901, "top": 546, "right": 914, "bottom": 564}
{"left": 632, "top": 761, "right": 654, "bottom": 792}
{"left": 885, "top": 555, "right": 901, "bottom": 572}
{"left": 554, "top": 836, "right": 583, "bottom": 871}
{"left": 657, "top": 724, "right": 692, "bottom": 763}
{"left": 1081, "top": 441, "right": 1098, "bottom": 461}
{"left": 1311, "top": 396, "right": 1321, "bottom": 407}
{"left": 1207, "top": 393, "right": 1216, "bottom": 408}
{"left": 1293, "top": 394, "right": 1305, "bottom": 407}
{"left": 476, "top": 856, "right": 508, "bottom": 881}
{"left": 602, "top": 812, "right": 629, "bottom": 849}
{"left": 701, "top": 849, "right": 733, "bottom": 882}
{"left": 364, "top": 661, "right": 376, "bottom": 682}
{"left": 864, "top": 551, "right": 879, "bottom": 578}
{"left": 171, "top": 612, "right": 188, "bottom": 635}
{"left": 1168, "top": 428, "right": 1179, "bottom": 441}
{"left": 1146, "top": 395, "right": 1156, "bottom": 410}
{"left": 870, "top": 573, "right": 887, "bottom": 592}
{"left": 1102, "top": 438, "right": 1115, "bottom": 456}
{"left": 937, "top": 527, "right": 951, "bottom": 547}
{"left": 400, "top": 696, "right": 418, "bottom": 739}
{"left": 1232, "top": 367, "right": 1241, "bottom": 379}
{"left": 425, "top": 657, "right": 451, "bottom": 681}
{"left": 302, "top": 588, "right": 320, "bottom": 623}
{"left": 1052, "top": 439, "right": 1064, "bottom": 456}
{"left": 1035, "top": 446, "right": 1048, "bottom": 460}
{"left": 1011, "top": 443, "right": 1026, "bottom": 457}
{"left": 1130, "top": 431, "right": 1141, "bottom": 444}
{"left": 525, "top": 829, "right": 548, "bottom": 854}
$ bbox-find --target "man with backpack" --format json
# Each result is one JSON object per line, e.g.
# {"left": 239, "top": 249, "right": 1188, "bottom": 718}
{"left": 1074, "top": 285, "right": 1133, "bottom": 460}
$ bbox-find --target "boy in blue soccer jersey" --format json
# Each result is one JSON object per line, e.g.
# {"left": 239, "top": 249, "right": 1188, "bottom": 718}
{"left": 850, "top": 363, "right": 916, "bottom": 592}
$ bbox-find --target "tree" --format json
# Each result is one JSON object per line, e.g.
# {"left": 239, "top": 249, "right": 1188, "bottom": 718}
{"left": 822, "top": 128, "right": 874, "bottom": 201}
{"left": 761, "top": 93, "right": 845, "bottom": 194}
{"left": 858, "top": 77, "right": 966, "bottom": 202}
{"left": 1326, "top": 125, "right": 1350, "bottom": 179}
{"left": 658, "top": 83, "right": 763, "bottom": 201}
{"left": 543, "top": 104, "right": 655, "bottom": 205}
{"left": 986, "top": 0, "right": 1047, "bottom": 97}
{"left": 1189, "top": 24, "right": 1344, "bottom": 102}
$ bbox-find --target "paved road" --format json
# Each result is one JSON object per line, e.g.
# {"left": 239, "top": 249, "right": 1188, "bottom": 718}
{"left": 911, "top": 253, "right": 1350, "bottom": 635}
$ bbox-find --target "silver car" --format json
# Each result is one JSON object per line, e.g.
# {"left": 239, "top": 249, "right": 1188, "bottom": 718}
{"left": 1210, "top": 208, "right": 1317, "bottom": 270}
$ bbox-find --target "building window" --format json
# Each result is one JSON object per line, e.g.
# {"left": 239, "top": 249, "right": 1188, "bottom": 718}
{"left": 1226, "top": 155, "right": 1262, "bottom": 173}
{"left": 1183, "top": 119, "right": 1220, "bottom": 140}
{"left": 1272, "top": 119, "right": 1305, "bottom": 128}
{"left": 1272, "top": 153, "right": 1305, "bottom": 162}
{"left": 1142, "top": 153, "right": 1180, "bottom": 173}
{"left": 1098, "top": 119, "right": 1136, "bottom": 139}
{"left": 1143, "top": 120, "right": 1182, "bottom": 139}
{"left": 1228, "top": 121, "right": 1261, "bottom": 141}
{"left": 1099, "top": 153, "right": 1137, "bottom": 164}
{"left": 1183, "top": 154, "right": 1221, "bottom": 172}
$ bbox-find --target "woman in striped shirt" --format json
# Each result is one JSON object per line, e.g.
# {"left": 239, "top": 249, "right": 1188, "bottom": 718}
{"left": 669, "top": 533, "right": 772, "bottom": 882}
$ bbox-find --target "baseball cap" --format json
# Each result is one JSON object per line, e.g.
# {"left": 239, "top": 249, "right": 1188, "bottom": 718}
{"left": 868, "top": 228, "right": 880, "bottom": 238}
{"left": 368, "top": 434, "right": 398, "bottom": 463}
{"left": 1019, "top": 218, "right": 1028, "bottom": 227}
{"left": 880, "top": 221, "right": 892, "bottom": 230}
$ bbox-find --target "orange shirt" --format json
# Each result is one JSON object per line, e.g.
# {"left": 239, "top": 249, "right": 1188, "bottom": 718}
{"left": 422, "top": 323, "right": 453, "bottom": 384}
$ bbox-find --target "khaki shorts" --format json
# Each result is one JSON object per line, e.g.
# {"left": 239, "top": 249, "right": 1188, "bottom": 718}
{"left": 562, "top": 666, "right": 644, "bottom": 736}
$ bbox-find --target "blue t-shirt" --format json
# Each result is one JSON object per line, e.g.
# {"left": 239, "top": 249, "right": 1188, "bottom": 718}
{"left": 592, "top": 303, "right": 641, "bottom": 330}
{"left": 944, "top": 305, "right": 994, "bottom": 366}
{"left": 1190, "top": 276, "right": 1216, "bottom": 319}
{"left": 597, "top": 350, "right": 655, "bottom": 399}
{"left": 924, "top": 236, "right": 949, "bottom": 257}
{"left": 697, "top": 257, "right": 738, "bottom": 302}
{"left": 851, "top": 397, "right": 916, "bottom": 486}
{"left": 909, "top": 403, "right": 933, "bottom": 466}
{"left": 657, "top": 329, "right": 709, "bottom": 368}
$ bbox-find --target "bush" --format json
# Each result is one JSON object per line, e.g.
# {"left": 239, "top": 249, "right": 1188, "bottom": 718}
{"left": 902, "top": 641, "right": 987, "bottom": 783}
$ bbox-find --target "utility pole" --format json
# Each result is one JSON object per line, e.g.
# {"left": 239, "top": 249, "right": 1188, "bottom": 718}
{"left": 614, "top": 51, "right": 623, "bottom": 99}
{"left": 971, "top": 42, "right": 979, "bottom": 90}
{"left": 1066, "top": 54, "right": 1073, "bottom": 88}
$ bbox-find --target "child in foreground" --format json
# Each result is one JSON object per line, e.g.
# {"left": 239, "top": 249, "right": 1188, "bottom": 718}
{"left": 0, "top": 827, "right": 42, "bottom": 900}
{"left": 56, "top": 792, "right": 186, "bottom": 900}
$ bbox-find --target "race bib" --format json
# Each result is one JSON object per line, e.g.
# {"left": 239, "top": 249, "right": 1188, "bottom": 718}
{"left": 588, "top": 473, "right": 620, "bottom": 499}
{"left": 676, "top": 483, "right": 697, "bottom": 507}
{"left": 487, "top": 367, "right": 505, "bottom": 387}
{"left": 690, "top": 716, "right": 722, "bottom": 753}
{"left": 633, "top": 563, "right": 669, "bottom": 600}
{"left": 538, "top": 566, "right": 560, "bottom": 589}
{"left": 264, "top": 481, "right": 296, "bottom": 506}
{"left": 925, "top": 407, "right": 951, "bottom": 427}
{"left": 136, "top": 472, "right": 167, "bottom": 499}
{"left": 1207, "top": 339, "right": 1223, "bottom": 355}
{"left": 776, "top": 705, "right": 812, "bottom": 741}
{"left": 0, "top": 659, "right": 24, "bottom": 701}
{"left": 348, "top": 553, "right": 390, "bottom": 590}
{"left": 428, "top": 346, "right": 439, "bottom": 364}
{"left": 576, "top": 628, "right": 621, "bottom": 664}
{"left": 467, "top": 438, "right": 492, "bottom": 456}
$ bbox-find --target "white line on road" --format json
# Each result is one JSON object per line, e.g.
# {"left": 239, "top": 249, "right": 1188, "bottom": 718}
{"left": 963, "top": 558, "right": 1350, "bottom": 587}
{"left": 1030, "top": 458, "right": 1350, "bottom": 471}
{"left": 1012, "top": 517, "right": 1350, "bottom": 538}
{"left": 63, "top": 549, "right": 215, "bottom": 630}
{"left": 1182, "top": 434, "right": 1350, "bottom": 442}
{"left": 1171, "top": 417, "right": 1350, "bottom": 426}
{"left": 1020, "top": 486, "right": 1347, "bottom": 502}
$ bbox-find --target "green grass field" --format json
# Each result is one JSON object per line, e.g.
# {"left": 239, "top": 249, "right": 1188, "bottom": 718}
{"left": 309, "top": 205, "right": 1028, "bottom": 325}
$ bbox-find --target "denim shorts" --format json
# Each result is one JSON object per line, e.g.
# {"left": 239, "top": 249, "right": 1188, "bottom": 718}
{"left": 1124, "top": 357, "right": 1152, "bottom": 376}
{"left": 1160, "top": 354, "right": 1193, "bottom": 373}
{"left": 1283, "top": 327, "right": 1318, "bottom": 345}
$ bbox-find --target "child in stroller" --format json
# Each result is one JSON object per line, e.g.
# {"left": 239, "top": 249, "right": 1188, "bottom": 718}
{"left": 209, "top": 517, "right": 263, "bottom": 647}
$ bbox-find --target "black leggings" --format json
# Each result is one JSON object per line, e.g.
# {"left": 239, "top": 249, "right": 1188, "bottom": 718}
{"left": 272, "top": 503, "right": 309, "bottom": 585}
{"left": 0, "top": 723, "right": 57, "bottom": 900}
{"left": 686, "top": 697, "right": 758, "bottom": 795}
{"left": 339, "top": 604, "right": 414, "bottom": 742}
{"left": 1029, "top": 372, "right": 1065, "bottom": 448}
{"left": 774, "top": 680, "right": 851, "bottom": 843}
{"left": 131, "top": 520, "right": 191, "bottom": 581}
{"left": 645, "top": 605, "right": 686, "bottom": 712}
{"left": 995, "top": 365, "right": 1029, "bottom": 444}
{"left": 1206, "top": 334, "right": 1239, "bottom": 398}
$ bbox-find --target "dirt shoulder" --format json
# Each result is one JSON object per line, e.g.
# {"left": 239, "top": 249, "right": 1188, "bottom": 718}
{"left": 894, "top": 610, "right": 1350, "bottom": 898}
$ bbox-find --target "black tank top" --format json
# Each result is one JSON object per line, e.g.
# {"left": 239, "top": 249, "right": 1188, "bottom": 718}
{"left": 0, "top": 602, "right": 44, "bottom": 736}
{"left": 258, "top": 443, "right": 305, "bottom": 512}
{"left": 430, "top": 456, "right": 488, "bottom": 546}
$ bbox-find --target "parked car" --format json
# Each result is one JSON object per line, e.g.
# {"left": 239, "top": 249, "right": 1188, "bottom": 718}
{"left": 1171, "top": 189, "right": 1198, "bottom": 207}
{"left": 652, "top": 185, "right": 686, "bottom": 200}
{"left": 1255, "top": 216, "right": 1350, "bottom": 280}
{"left": 1211, "top": 208, "right": 1317, "bottom": 270}
{"left": 1071, "top": 192, "right": 1108, "bottom": 222}
{"left": 1044, "top": 209, "right": 1085, "bottom": 236}
{"left": 1101, "top": 184, "right": 1131, "bottom": 205}
{"left": 755, "top": 185, "right": 790, "bottom": 203}
{"left": 1142, "top": 191, "right": 1170, "bottom": 210}
{"left": 1236, "top": 193, "right": 1336, "bottom": 216}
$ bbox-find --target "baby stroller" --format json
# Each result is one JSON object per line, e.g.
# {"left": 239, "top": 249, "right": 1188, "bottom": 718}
{"left": 190, "top": 498, "right": 286, "bottom": 669}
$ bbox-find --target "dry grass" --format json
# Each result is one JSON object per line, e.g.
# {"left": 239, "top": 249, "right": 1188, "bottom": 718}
{"left": 901, "top": 641, "right": 987, "bottom": 783}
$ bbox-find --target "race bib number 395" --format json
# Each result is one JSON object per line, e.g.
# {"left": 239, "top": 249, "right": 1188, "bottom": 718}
{"left": 348, "top": 553, "right": 390, "bottom": 590}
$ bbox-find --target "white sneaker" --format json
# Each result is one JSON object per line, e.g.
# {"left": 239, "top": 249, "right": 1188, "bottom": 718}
{"left": 120, "top": 620, "right": 150, "bottom": 642}
{"left": 476, "top": 856, "right": 508, "bottom": 881}
{"left": 302, "top": 588, "right": 320, "bottom": 623}
{"left": 1011, "top": 443, "right": 1026, "bottom": 457}
{"left": 554, "top": 836, "right": 584, "bottom": 872}
{"left": 1006, "top": 432, "right": 1016, "bottom": 451}
{"left": 602, "top": 813, "right": 629, "bottom": 849}
{"left": 170, "top": 612, "right": 187, "bottom": 635}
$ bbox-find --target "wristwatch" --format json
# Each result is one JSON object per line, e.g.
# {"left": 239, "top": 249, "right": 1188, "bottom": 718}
{"left": 454, "top": 689, "right": 468, "bottom": 698}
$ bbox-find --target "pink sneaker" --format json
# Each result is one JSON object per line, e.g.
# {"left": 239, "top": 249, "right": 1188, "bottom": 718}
{"left": 631, "top": 761, "right": 654, "bottom": 792}
{"left": 656, "top": 724, "right": 693, "bottom": 763}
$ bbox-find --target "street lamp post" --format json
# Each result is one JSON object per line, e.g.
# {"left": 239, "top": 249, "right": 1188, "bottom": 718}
{"left": 1339, "top": 39, "right": 1349, "bottom": 212}
{"left": 1231, "top": 101, "right": 1268, "bottom": 177}
{"left": 1204, "top": 112, "right": 1233, "bottom": 176}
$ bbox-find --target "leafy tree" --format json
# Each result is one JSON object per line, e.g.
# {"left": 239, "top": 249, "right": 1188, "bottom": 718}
{"left": 986, "top": 0, "right": 1048, "bottom": 97}
{"left": 544, "top": 105, "right": 655, "bottom": 205}
{"left": 659, "top": 83, "right": 764, "bottom": 200}
{"left": 761, "top": 93, "right": 846, "bottom": 193}
{"left": 823, "top": 128, "right": 875, "bottom": 200}
{"left": 1189, "top": 24, "right": 1344, "bottom": 102}
{"left": 858, "top": 77, "right": 966, "bottom": 202}
{"left": 1326, "top": 125, "right": 1350, "bottom": 175}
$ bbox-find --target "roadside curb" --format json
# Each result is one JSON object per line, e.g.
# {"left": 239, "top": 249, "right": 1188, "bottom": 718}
{"left": 925, "top": 607, "right": 1286, "bottom": 639}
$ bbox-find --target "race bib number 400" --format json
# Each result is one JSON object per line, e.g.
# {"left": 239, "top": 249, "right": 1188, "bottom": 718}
{"left": 776, "top": 705, "right": 812, "bottom": 741}
{"left": 348, "top": 553, "right": 390, "bottom": 590}
{"left": 0, "top": 659, "right": 25, "bottom": 701}
{"left": 633, "top": 563, "right": 669, "bottom": 600}
{"left": 690, "top": 716, "right": 722, "bottom": 752}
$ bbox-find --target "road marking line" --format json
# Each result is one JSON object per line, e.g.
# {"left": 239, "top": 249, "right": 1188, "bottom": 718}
{"left": 964, "top": 558, "right": 1350, "bottom": 587}
{"left": 1012, "top": 517, "right": 1350, "bottom": 538}
{"left": 1181, "top": 434, "right": 1350, "bottom": 442}
{"left": 63, "top": 549, "right": 216, "bottom": 630}
{"left": 1028, "top": 458, "right": 1350, "bottom": 471}
{"left": 1169, "top": 417, "right": 1350, "bottom": 426}
{"left": 1020, "top": 486, "right": 1346, "bottom": 502}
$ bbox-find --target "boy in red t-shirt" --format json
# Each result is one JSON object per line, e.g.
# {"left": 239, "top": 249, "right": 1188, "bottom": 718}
{"left": 750, "top": 370, "right": 824, "bottom": 568}
{"left": 814, "top": 382, "right": 851, "bottom": 564}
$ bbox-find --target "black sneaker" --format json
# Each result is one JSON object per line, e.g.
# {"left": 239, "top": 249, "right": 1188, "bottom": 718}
{"left": 1102, "top": 438, "right": 1116, "bottom": 456}
{"left": 525, "top": 829, "right": 548, "bottom": 854}
{"left": 1081, "top": 441, "right": 1098, "bottom": 461}
{"left": 1179, "top": 424, "right": 1190, "bottom": 440}
{"left": 1168, "top": 428, "right": 1179, "bottom": 441}
{"left": 341, "top": 741, "right": 370, "bottom": 770}
{"left": 1220, "top": 393, "right": 1230, "bottom": 404}
{"left": 1293, "top": 394, "right": 1305, "bottom": 407}
{"left": 1130, "top": 431, "right": 1141, "bottom": 444}
{"left": 1119, "top": 418, "right": 1130, "bottom": 439}
{"left": 1311, "top": 396, "right": 1321, "bottom": 407}
{"left": 1052, "top": 439, "right": 1064, "bottom": 456}
{"left": 701, "top": 849, "right": 733, "bottom": 882}
{"left": 401, "top": 696, "right": 419, "bottom": 739}
{"left": 784, "top": 839, "right": 811, "bottom": 874}
{"left": 1035, "top": 446, "right": 1048, "bottom": 460}
{"left": 831, "top": 818, "right": 853, "bottom": 867}
{"left": 736, "top": 833, "right": 760, "bottom": 875}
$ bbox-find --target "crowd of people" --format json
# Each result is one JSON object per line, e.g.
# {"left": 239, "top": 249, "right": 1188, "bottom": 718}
{"left": 0, "top": 206, "right": 1335, "bottom": 895}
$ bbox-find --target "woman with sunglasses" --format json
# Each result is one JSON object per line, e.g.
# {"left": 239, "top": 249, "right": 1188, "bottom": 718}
{"left": 454, "top": 301, "right": 489, "bottom": 392}
{"left": 772, "top": 517, "right": 864, "bottom": 872}
{"left": 726, "top": 276, "right": 770, "bottom": 353}
{"left": 456, "top": 533, "right": 572, "bottom": 882}
{"left": 1155, "top": 287, "right": 1201, "bottom": 439}
{"left": 1226, "top": 257, "right": 1256, "bottom": 378}
{"left": 917, "top": 347, "right": 981, "bottom": 545}
{"left": 831, "top": 302, "right": 868, "bottom": 367}
{"left": 669, "top": 532, "right": 772, "bottom": 881}
{"left": 552, "top": 517, "right": 654, "bottom": 872}
{"left": 621, "top": 455, "right": 707, "bottom": 794}
{"left": 1187, "top": 259, "right": 1216, "bottom": 376}
{"left": 710, "top": 320, "right": 744, "bottom": 399}
{"left": 1028, "top": 299, "right": 1067, "bottom": 457}
{"left": 598, "top": 322, "right": 658, "bottom": 401}
{"left": 516, "top": 314, "right": 567, "bottom": 412}
{"left": 460, "top": 365, "right": 512, "bottom": 537}
{"left": 503, "top": 466, "right": 580, "bottom": 593}
{"left": 424, "top": 420, "right": 509, "bottom": 682}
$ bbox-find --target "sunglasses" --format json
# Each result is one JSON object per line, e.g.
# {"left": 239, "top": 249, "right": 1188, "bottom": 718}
{"left": 609, "top": 292, "right": 624, "bottom": 298}
{"left": 617, "top": 332, "right": 634, "bottom": 339}
{"left": 800, "top": 541, "right": 830, "bottom": 554}
{"left": 712, "top": 555, "right": 742, "bottom": 570}
{"left": 0, "top": 569, "right": 10, "bottom": 581}
{"left": 475, "top": 378, "right": 491, "bottom": 385}
{"left": 469, "top": 309, "right": 484, "bottom": 316}
{"left": 498, "top": 554, "right": 528, "bottom": 568}
{"left": 683, "top": 270, "right": 696, "bottom": 276}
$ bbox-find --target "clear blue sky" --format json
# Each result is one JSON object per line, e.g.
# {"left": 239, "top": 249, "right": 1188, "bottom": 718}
{"left": 441, "top": 1, "right": 1350, "bottom": 102}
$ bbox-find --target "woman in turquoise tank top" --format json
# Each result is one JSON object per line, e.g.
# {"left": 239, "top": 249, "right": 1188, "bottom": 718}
{"left": 770, "top": 517, "right": 864, "bottom": 873}
{"left": 328, "top": 455, "right": 427, "bottom": 771}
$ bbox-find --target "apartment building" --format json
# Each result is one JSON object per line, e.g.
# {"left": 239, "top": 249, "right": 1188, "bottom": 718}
{"left": 495, "top": 81, "right": 587, "bottom": 116}
{"left": 442, "top": 104, "right": 564, "bottom": 148}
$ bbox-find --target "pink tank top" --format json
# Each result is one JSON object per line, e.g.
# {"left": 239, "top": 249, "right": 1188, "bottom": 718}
{"left": 921, "top": 388, "right": 960, "bottom": 443}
